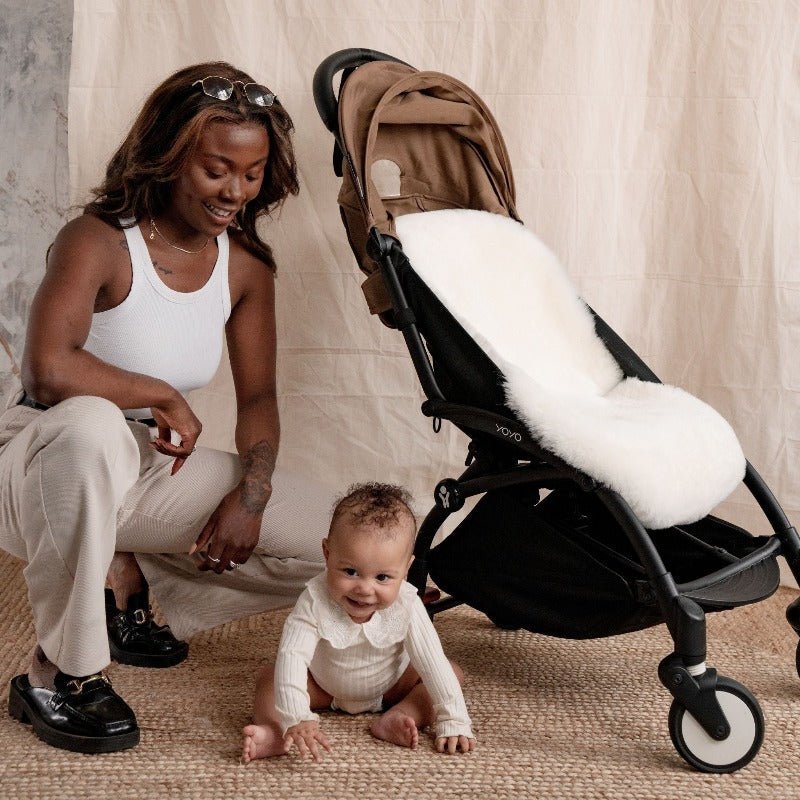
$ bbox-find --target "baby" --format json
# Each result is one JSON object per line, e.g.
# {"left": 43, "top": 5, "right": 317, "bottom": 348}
{"left": 242, "top": 482, "right": 475, "bottom": 761}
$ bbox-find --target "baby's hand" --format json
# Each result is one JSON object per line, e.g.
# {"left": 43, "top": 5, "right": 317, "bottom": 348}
{"left": 436, "top": 734, "right": 476, "bottom": 754}
{"left": 284, "top": 721, "right": 332, "bottom": 761}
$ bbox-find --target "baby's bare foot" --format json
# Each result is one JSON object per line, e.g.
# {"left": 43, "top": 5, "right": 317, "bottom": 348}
{"left": 370, "top": 711, "right": 419, "bottom": 749}
{"left": 241, "top": 723, "right": 289, "bottom": 762}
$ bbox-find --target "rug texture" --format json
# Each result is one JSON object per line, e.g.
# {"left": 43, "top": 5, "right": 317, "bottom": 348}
{"left": 0, "top": 550, "right": 798, "bottom": 799}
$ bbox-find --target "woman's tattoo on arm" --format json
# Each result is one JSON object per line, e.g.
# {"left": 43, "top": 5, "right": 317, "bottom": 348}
{"left": 240, "top": 440, "right": 277, "bottom": 513}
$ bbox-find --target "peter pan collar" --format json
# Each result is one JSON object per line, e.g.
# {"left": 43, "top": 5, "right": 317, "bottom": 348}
{"left": 306, "top": 572, "right": 418, "bottom": 649}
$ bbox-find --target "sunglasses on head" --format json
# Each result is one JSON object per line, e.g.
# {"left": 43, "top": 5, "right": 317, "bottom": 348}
{"left": 192, "top": 76, "right": 276, "bottom": 108}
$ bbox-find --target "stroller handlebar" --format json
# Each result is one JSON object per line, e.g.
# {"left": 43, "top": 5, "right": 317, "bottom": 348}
{"left": 313, "top": 48, "right": 411, "bottom": 134}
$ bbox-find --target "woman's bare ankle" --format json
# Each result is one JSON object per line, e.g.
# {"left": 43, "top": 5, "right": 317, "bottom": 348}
{"left": 106, "top": 552, "right": 146, "bottom": 609}
{"left": 28, "top": 645, "right": 58, "bottom": 689}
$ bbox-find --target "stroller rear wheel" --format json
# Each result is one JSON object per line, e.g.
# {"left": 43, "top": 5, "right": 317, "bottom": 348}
{"left": 668, "top": 676, "right": 764, "bottom": 773}
{"left": 487, "top": 613, "right": 520, "bottom": 631}
{"left": 795, "top": 640, "right": 800, "bottom": 679}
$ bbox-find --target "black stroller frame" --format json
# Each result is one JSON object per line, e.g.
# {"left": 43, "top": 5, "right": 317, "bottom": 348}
{"left": 313, "top": 48, "right": 800, "bottom": 773}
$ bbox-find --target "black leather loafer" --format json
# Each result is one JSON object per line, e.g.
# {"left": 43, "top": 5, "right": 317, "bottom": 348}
{"left": 8, "top": 672, "right": 139, "bottom": 753}
{"left": 106, "top": 588, "right": 189, "bottom": 668}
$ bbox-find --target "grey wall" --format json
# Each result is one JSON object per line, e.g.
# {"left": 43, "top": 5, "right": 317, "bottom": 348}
{"left": 0, "top": 0, "right": 73, "bottom": 403}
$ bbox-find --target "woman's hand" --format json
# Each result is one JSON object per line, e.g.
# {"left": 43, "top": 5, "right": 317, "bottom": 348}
{"left": 190, "top": 484, "right": 267, "bottom": 572}
{"left": 190, "top": 438, "right": 276, "bottom": 571}
{"left": 149, "top": 393, "right": 203, "bottom": 475}
{"left": 284, "top": 721, "right": 331, "bottom": 761}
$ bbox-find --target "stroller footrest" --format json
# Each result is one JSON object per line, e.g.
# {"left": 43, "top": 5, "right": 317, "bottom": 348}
{"left": 680, "top": 552, "right": 780, "bottom": 608}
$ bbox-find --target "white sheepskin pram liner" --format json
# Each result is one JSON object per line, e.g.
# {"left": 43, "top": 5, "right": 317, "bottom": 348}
{"left": 394, "top": 209, "right": 745, "bottom": 530}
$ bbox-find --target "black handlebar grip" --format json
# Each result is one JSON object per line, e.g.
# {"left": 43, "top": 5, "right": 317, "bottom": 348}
{"left": 312, "top": 48, "right": 411, "bottom": 135}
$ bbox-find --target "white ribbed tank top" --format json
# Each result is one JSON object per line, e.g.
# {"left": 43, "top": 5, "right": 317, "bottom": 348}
{"left": 83, "top": 220, "right": 232, "bottom": 418}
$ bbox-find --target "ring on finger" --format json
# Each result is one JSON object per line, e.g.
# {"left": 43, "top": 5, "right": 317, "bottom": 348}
{"left": 229, "top": 561, "right": 240, "bottom": 570}
{"left": 206, "top": 554, "right": 221, "bottom": 563}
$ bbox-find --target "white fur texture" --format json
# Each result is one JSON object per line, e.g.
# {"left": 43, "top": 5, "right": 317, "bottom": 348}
{"left": 394, "top": 209, "right": 745, "bottom": 529}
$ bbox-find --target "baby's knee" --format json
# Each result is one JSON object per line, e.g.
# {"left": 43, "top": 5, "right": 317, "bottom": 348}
{"left": 449, "top": 660, "right": 465, "bottom": 684}
{"left": 254, "top": 662, "right": 275, "bottom": 687}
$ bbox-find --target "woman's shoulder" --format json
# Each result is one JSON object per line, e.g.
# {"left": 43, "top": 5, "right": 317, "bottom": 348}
{"left": 51, "top": 214, "right": 129, "bottom": 264}
{"left": 226, "top": 228, "right": 275, "bottom": 305}
{"left": 48, "top": 214, "right": 128, "bottom": 278}
{"left": 57, "top": 212, "right": 124, "bottom": 241}
{"left": 227, "top": 228, "right": 272, "bottom": 271}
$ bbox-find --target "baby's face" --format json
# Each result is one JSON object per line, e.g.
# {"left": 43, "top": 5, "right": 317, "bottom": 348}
{"left": 323, "top": 520, "right": 414, "bottom": 624}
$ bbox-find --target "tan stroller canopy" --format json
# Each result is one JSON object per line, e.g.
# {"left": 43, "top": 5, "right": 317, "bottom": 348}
{"left": 335, "top": 60, "right": 519, "bottom": 320}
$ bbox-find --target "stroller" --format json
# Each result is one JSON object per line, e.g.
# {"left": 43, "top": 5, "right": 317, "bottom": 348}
{"left": 312, "top": 48, "right": 800, "bottom": 773}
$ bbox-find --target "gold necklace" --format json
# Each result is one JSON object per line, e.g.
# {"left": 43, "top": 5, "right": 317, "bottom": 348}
{"left": 149, "top": 218, "right": 210, "bottom": 254}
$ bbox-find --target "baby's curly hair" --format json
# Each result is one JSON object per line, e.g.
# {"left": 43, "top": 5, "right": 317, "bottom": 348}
{"left": 330, "top": 482, "right": 416, "bottom": 541}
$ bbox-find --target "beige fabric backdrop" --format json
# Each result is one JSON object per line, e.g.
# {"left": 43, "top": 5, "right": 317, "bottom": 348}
{"left": 69, "top": 1, "right": 799, "bottom": 575}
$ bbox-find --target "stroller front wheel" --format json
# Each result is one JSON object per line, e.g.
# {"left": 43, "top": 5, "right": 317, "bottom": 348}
{"left": 668, "top": 676, "right": 764, "bottom": 773}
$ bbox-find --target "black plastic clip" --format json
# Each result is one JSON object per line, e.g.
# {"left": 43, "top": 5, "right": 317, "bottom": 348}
{"left": 464, "top": 446, "right": 476, "bottom": 466}
{"left": 432, "top": 416, "right": 442, "bottom": 433}
{"left": 366, "top": 228, "right": 389, "bottom": 261}
{"left": 393, "top": 306, "right": 417, "bottom": 330}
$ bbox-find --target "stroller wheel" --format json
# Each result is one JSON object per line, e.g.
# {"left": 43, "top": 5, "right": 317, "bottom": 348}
{"left": 795, "top": 640, "right": 800, "bottom": 679}
{"left": 668, "top": 676, "right": 764, "bottom": 773}
{"left": 486, "top": 613, "right": 520, "bottom": 631}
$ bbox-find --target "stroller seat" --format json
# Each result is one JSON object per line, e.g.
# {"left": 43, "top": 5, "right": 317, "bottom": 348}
{"left": 395, "top": 208, "right": 745, "bottom": 530}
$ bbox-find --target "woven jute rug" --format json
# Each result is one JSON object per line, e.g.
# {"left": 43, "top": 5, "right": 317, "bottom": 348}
{"left": 1, "top": 549, "right": 799, "bottom": 799}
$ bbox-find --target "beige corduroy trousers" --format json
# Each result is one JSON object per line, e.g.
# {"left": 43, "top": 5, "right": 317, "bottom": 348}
{"left": 0, "top": 391, "right": 332, "bottom": 677}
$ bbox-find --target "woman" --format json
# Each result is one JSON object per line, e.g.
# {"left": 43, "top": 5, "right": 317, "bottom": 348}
{"left": 0, "top": 62, "right": 331, "bottom": 753}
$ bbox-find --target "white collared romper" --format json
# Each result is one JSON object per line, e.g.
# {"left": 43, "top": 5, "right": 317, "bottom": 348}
{"left": 274, "top": 573, "right": 474, "bottom": 740}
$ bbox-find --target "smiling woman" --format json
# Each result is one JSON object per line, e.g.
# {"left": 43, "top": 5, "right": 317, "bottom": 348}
{"left": 0, "top": 62, "right": 334, "bottom": 755}
{"left": 86, "top": 62, "right": 297, "bottom": 271}
{"left": 154, "top": 122, "right": 269, "bottom": 253}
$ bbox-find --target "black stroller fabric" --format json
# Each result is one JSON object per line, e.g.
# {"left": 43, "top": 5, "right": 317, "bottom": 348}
{"left": 428, "top": 485, "right": 777, "bottom": 639}
{"left": 393, "top": 248, "right": 506, "bottom": 411}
